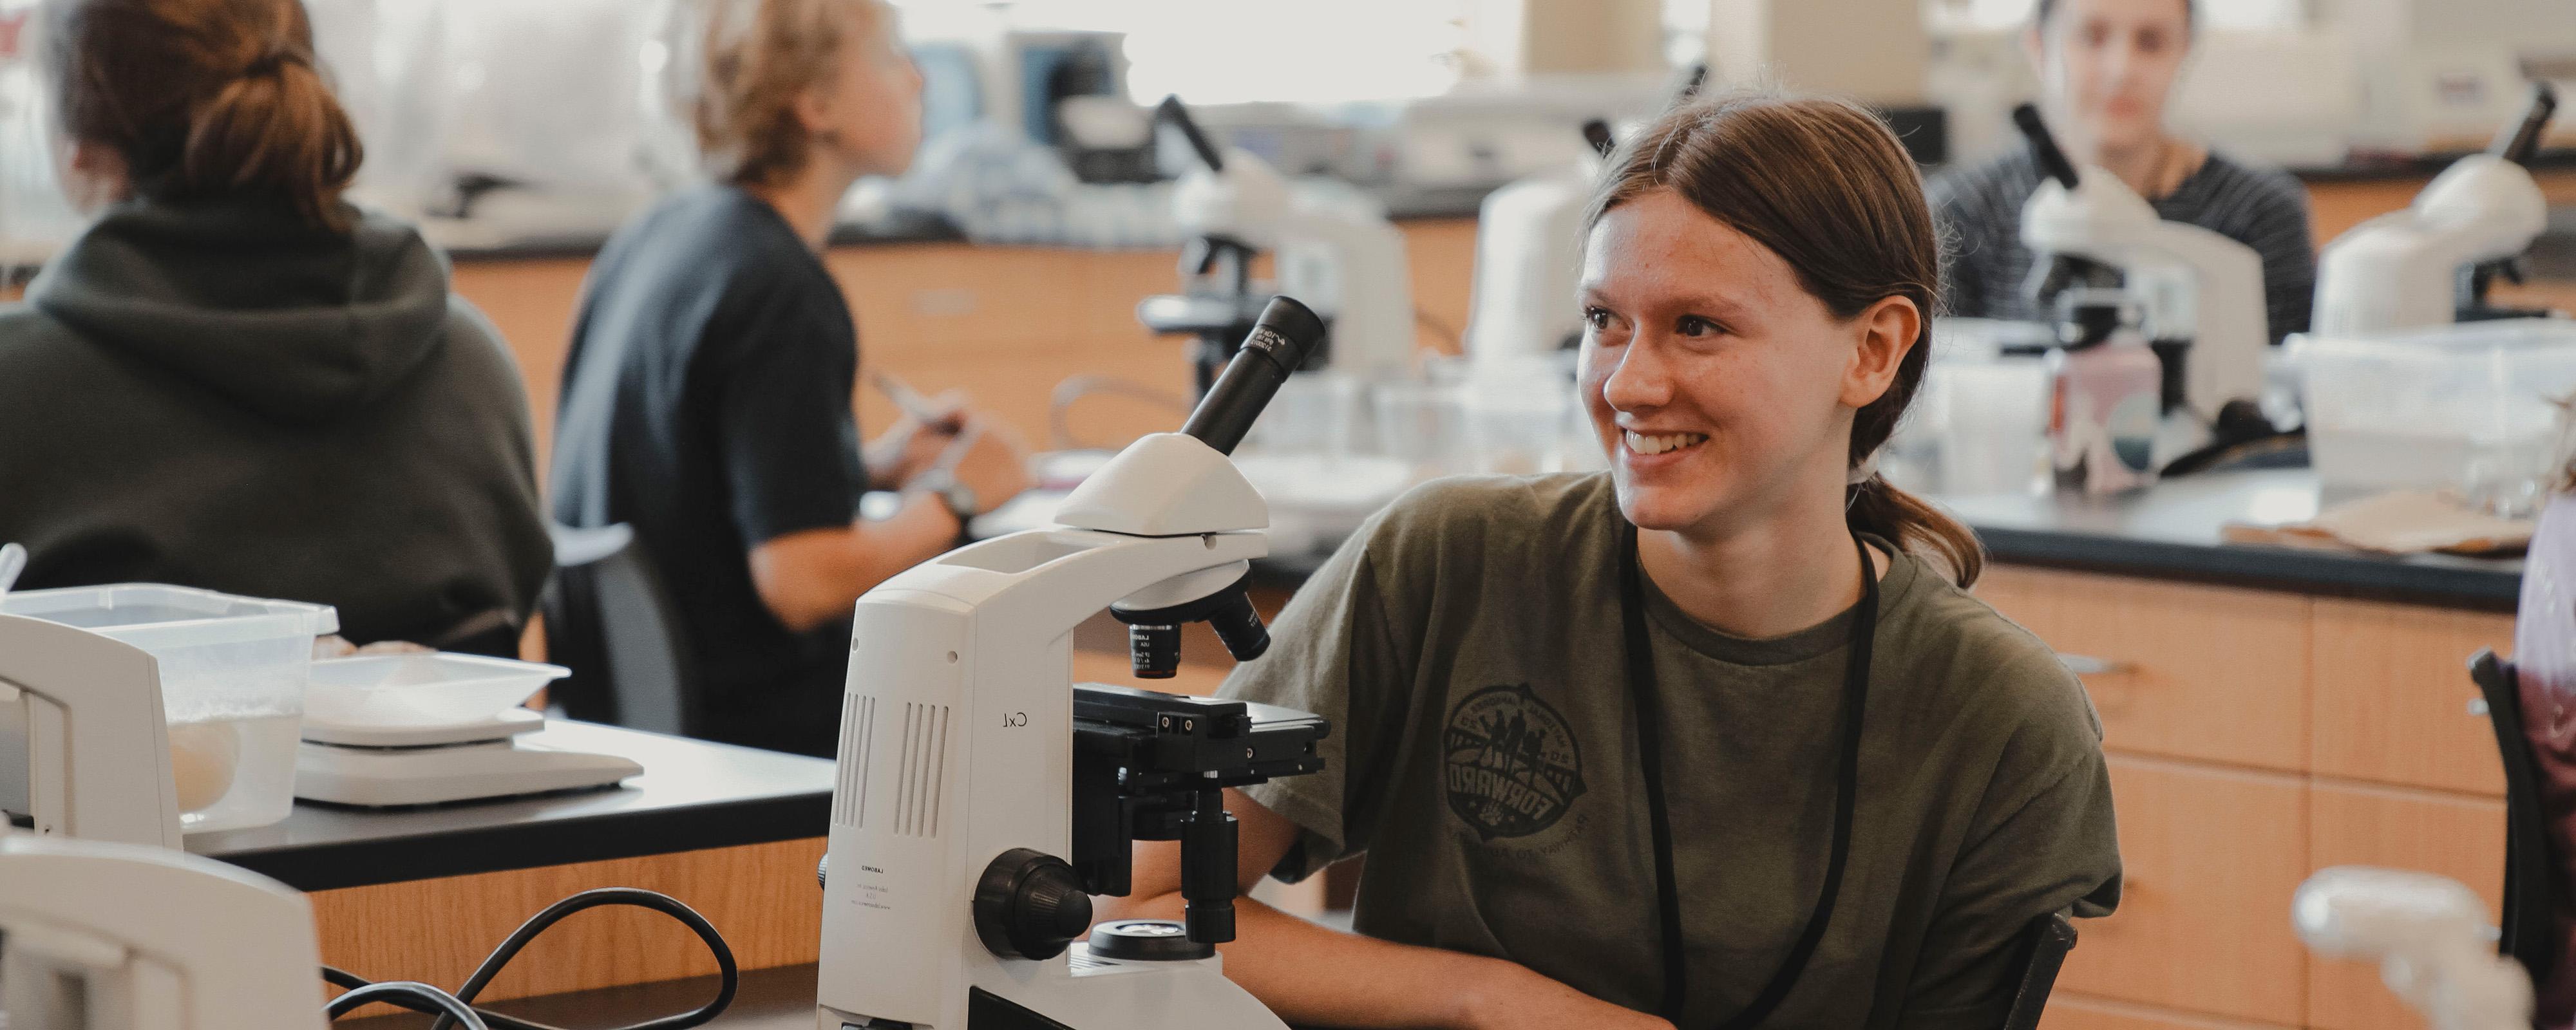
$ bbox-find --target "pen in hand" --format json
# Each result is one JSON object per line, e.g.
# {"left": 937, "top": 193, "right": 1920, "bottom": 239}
{"left": 871, "top": 371, "right": 966, "bottom": 435}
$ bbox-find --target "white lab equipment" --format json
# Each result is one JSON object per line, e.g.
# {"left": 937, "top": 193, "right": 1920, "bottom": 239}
{"left": 2293, "top": 866, "right": 2532, "bottom": 1030}
{"left": 292, "top": 653, "right": 639, "bottom": 807}
{"left": 1461, "top": 119, "right": 1613, "bottom": 368}
{"left": 1, "top": 584, "right": 334, "bottom": 834}
{"left": 0, "top": 613, "right": 185, "bottom": 847}
{"left": 813, "top": 299, "right": 1333, "bottom": 1030}
{"left": 0, "top": 830, "right": 330, "bottom": 1030}
{"left": 2315, "top": 84, "right": 2561, "bottom": 337}
{"left": 2012, "top": 105, "right": 2269, "bottom": 427}
{"left": 1149, "top": 97, "right": 1417, "bottom": 386}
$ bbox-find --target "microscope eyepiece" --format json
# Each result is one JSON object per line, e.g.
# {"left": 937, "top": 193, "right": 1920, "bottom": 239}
{"left": 1157, "top": 95, "right": 1227, "bottom": 173}
{"left": 1179, "top": 295, "right": 1326, "bottom": 456}
{"left": 2012, "top": 103, "right": 2082, "bottom": 191}
{"left": 2494, "top": 82, "right": 2560, "bottom": 167}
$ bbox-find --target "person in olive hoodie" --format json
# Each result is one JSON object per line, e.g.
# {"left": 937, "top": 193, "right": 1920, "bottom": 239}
{"left": 0, "top": 0, "right": 551, "bottom": 656}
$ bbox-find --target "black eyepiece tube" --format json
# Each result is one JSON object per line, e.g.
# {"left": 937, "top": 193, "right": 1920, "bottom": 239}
{"left": 1179, "top": 295, "right": 1326, "bottom": 455}
{"left": 1157, "top": 95, "right": 1226, "bottom": 173}
{"left": 1582, "top": 118, "right": 1616, "bottom": 158}
{"left": 2492, "top": 82, "right": 2560, "bottom": 166}
{"left": 2013, "top": 103, "right": 2081, "bottom": 191}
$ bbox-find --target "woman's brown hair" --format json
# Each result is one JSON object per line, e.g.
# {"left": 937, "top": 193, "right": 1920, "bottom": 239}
{"left": 44, "top": 0, "right": 363, "bottom": 228}
{"left": 1586, "top": 91, "right": 1987, "bottom": 586}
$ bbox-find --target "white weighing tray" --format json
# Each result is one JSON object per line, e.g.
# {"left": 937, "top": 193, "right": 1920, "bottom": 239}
{"left": 304, "top": 653, "right": 567, "bottom": 731}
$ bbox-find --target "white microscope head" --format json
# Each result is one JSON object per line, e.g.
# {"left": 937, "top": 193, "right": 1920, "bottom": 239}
{"left": 1170, "top": 146, "right": 1291, "bottom": 250}
{"left": 1464, "top": 158, "right": 1596, "bottom": 364}
{"left": 2293, "top": 866, "right": 2533, "bottom": 1030}
{"left": 2314, "top": 154, "right": 2552, "bottom": 336}
{"left": 0, "top": 829, "right": 328, "bottom": 1030}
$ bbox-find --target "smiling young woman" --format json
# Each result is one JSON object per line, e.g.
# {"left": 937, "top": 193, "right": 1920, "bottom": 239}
{"left": 1096, "top": 93, "right": 2123, "bottom": 1030}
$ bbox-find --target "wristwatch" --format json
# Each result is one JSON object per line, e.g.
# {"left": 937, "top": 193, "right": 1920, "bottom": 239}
{"left": 913, "top": 470, "right": 979, "bottom": 541}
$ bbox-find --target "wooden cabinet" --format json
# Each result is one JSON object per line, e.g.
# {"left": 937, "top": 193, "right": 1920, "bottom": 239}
{"left": 1976, "top": 568, "right": 2311, "bottom": 772}
{"left": 2309, "top": 599, "right": 2514, "bottom": 796}
{"left": 2304, "top": 783, "right": 2508, "bottom": 1030}
{"left": 1978, "top": 566, "right": 2515, "bottom": 1030}
{"left": 2057, "top": 758, "right": 2311, "bottom": 1025}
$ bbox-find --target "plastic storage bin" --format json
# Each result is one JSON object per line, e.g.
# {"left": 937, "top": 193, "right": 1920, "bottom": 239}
{"left": 0, "top": 584, "right": 336, "bottom": 833}
{"left": 2298, "top": 319, "right": 2576, "bottom": 495}
{"left": 305, "top": 653, "right": 566, "bottom": 730}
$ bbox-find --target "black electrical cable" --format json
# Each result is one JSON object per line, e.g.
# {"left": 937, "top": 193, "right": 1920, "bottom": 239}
{"left": 320, "top": 888, "right": 737, "bottom": 1030}
{"left": 325, "top": 982, "right": 491, "bottom": 1029}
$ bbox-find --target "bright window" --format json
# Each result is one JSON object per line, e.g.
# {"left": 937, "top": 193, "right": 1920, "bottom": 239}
{"left": 896, "top": 0, "right": 1472, "bottom": 105}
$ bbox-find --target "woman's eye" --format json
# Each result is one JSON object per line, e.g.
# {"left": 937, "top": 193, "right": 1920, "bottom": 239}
{"left": 1582, "top": 307, "right": 1613, "bottom": 330}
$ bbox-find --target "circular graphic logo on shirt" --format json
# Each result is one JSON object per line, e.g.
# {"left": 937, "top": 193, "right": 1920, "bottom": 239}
{"left": 1443, "top": 684, "right": 1587, "bottom": 840}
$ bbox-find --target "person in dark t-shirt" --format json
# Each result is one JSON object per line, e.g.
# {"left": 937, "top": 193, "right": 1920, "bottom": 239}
{"left": 551, "top": 0, "right": 1028, "bottom": 756}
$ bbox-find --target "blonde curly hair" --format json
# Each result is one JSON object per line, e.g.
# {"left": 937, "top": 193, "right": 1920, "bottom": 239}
{"left": 681, "top": 0, "right": 882, "bottom": 188}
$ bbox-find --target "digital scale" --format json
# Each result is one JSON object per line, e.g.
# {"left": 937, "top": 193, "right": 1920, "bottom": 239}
{"left": 294, "top": 655, "right": 643, "bottom": 807}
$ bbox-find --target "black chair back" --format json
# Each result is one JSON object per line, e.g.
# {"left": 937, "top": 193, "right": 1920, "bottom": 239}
{"left": 2001, "top": 912, "right": 2079, "bottom": 1030}
{"left": 543, "top": 523, "right": 698, "bottom": 736}
{"left": 2472, "top": 648, "right": 2560, "bottom": 982}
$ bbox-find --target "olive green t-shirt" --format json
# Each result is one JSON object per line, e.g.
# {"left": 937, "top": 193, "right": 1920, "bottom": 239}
{"left": 1220, "top": 473, "right": 2121, "bottom": 1029}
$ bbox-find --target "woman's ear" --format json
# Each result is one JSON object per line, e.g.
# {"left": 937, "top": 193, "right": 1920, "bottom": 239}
{"left": 793, "top": 83, "right": 837, "bottom": 140}
{"left": 59, "top": 140, "right": 131, "bottom": 213}
{"left": 1842, "top": 296, "right": 1921, "bottom": 409}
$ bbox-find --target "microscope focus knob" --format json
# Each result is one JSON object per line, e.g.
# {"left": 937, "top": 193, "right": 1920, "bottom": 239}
{"left": 973, "top": 848, "right": 1095, "bottom": 960}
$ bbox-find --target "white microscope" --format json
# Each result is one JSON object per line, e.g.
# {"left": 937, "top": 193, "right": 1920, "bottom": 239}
{"left": 2314, "top": 83, "right": 2561, "bottom": 337}
{"left": 2294, "top": 866, "right": 2533, "bottom": 1030}
{"left": 815, "top": 299, "right": 1333, "bottom": 1030}
{"left": 1137, "top": 96, "right": 1417, "bottom": 390}
{"left": 2012, "top": 103, "right": 2270, "bottom": 428}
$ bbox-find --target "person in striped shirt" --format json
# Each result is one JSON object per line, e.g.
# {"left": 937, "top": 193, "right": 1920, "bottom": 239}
{"left": 1929, "top": 0, "right": 2316, "bottom": 344}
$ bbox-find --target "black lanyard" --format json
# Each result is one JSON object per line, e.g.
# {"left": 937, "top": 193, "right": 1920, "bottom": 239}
{"left": 1618, "top": 522, "right": 1878, "bottom": 1029}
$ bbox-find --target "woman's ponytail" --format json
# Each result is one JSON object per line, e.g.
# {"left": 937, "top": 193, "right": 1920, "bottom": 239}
{"left": 48, "top": 0, "right": 363, "bottom": 228}
{"left": 1847, "top": 476, "right": 1986, "bottom": 588}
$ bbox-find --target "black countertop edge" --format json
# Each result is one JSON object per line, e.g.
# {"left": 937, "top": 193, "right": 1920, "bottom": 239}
{"left": 1974, "top": 527, "right": 2519, "bottom": 612}
{"left": 217, "top": 792, "right": 829, "bottom": 892}
{"left": 2291, "top": 148, "right": 2576, "bottom": 183}
{"left": 1247, "top": 525, "right": 2519, "bottom": 612}
{"left": 438, "top": 207, "right": 1488, "bottom": 265}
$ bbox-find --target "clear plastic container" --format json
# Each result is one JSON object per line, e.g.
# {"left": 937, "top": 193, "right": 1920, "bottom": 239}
{"left": 2297, "top": 319, "right": 2576, "bottom": 497}
{"left": 1933, "top": 355, "right": 2052, "bottom": 496}
{"left": 305, "top": 653, "right": 567, "bottom": 730}
{"left": 1460, "top": 357, "right": 1575, "bottom": 475}
{"left": 1373, "top": 380, "right": 1473, "bottom": 482}
{"left": 1240, "top": 372, "right": 1362, "bottom": 458}
{"left": 0, "top": 584, "right": 337, "bottom": 833}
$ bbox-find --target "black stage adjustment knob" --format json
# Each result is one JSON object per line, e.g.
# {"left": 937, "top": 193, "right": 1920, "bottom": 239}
{"left": 972, "top": 848, "right": 1095, "bottom": 960}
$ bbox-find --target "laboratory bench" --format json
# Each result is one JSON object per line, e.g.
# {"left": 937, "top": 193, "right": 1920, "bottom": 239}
{"left": 198, "top": 722, "right": 835, "bottom": 1006}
